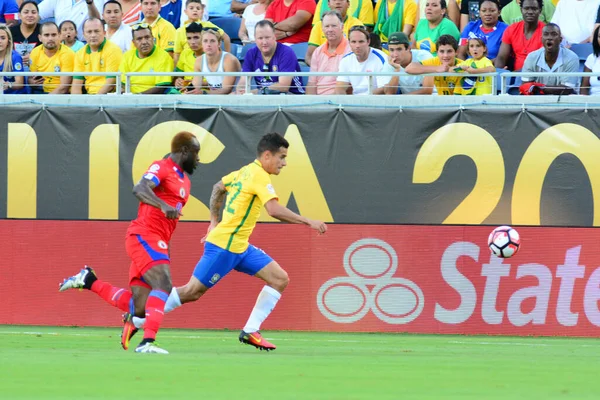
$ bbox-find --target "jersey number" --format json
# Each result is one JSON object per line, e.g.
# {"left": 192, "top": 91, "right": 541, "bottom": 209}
{"left": 225, "top": 182, "right": 243, "bottom": 214}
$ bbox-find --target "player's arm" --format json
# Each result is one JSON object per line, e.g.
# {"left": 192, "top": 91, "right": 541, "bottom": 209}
{"left": 264, "top": 199, "right": 327, "bottom": 234}
{"left": 132, "top": 177, "right": 181, "bottom": 219}
{"left": 208, "top": 180, "right": 228, "bottom": 225}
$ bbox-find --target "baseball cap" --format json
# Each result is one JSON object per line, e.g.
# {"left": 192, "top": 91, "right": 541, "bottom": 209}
{"left": 388, "top": 32, "right": 410, "bottom": 46}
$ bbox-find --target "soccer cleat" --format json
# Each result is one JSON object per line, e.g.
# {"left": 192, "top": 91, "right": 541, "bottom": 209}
{"left": 58, "top": 266, "right": 97, "bottom": 292}
{"left": 239, "top": 330, "right": 276, "bottom": 351}
{"left": 135, "top": 341, "right": 169, "bottom": 354}
{"left": 121, "top": 313, "right": 139, "bottom": 351}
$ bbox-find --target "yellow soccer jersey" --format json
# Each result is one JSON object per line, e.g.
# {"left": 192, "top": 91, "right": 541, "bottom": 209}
{"left": 143, "top": 16, "right": 176, "bottom": 52}
{"left": 175, "top": 20, "right": 224, "bottom": 54}
{"left": 73, "top": 39, "right": 123, "bottom": 94}
{"left": 374, "top": 0, "right": 418, "bottom": 42}
{"left": 175, "top": 48, "right": 198, "bottom": 81}
{"left": 420, "top": 56, "right": 461, "bottom": 95}
{"left": 453, "top": 57, "right": 494, "bottom": 96}
{"left": 29, "top": 44, "right": 75, "bottom": 93}
{"left": 119, "top": 45, "right": 174, "bottom": 94}
{"left": 308, "top": 15, "right": 363, "bottom": 47}
{"left": 313, "top": 0, "right": 374, "bottom": 26}
{"left": 207, "top": 160, "right": 278, "bottom": 253}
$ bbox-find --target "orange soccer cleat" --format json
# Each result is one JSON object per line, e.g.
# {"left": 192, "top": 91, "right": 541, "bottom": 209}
{"left": 239, "top": 330, "right": 276, "bottom": 351}
{"left": 121, "top": 313, "right": 139, "bottom": 350}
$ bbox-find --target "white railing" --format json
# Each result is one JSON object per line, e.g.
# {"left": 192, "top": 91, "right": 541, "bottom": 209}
{"left": 2, "top": 71, "right": 600, "bottom": 95}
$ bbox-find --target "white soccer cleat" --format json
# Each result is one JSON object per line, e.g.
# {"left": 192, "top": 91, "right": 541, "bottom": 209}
{"left": 58, "top": 266, "right": 95, "bottom": 292}
{"left": 135, "top": 342, "right": 169, "bottom": 354}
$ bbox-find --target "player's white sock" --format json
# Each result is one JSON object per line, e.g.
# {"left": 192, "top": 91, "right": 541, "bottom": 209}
{"left": 131, "top": 288, "right": 181, "bottom": 329}
{"left": 132, "top": 316, "right": 145, "bottom": 329}
{"left": 242, "top": 285, "right": 281, "bottom": 333}
{"left": 164, "top": 287, "right": 182, "bottom": 313}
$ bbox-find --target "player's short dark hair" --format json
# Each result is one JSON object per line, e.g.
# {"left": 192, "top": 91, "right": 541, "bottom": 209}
{"left": 186, "top": 0, "right": 204, "bottom": 6}
{"left": 257, "top": 133, "right": 289, "bottom": 156}
{"left": 478, "top": 0, "right": 500, "bottom": 10}
{"left": 103, "top": 0, "right": 122, "bottom": 11}
{"left": 519, "top": 0, "right": 543, "bottom": 10}
{"left": 171, "top": 131, "right": 198, "bottom": 153}
{"left": 40, "top": 21, "right": 59, "bottom": 34}
{"left": 83, "top": 17, "right": 105, "bottom": 31}
{"left": 255, "top": 20, "right": 275, "bottom": 33}
{"left": 437, "top": 34, "right": 458, "bottom": 51}
{"left": 186, "top": 21, "right": 203, "bottom": 33}
{"left": 19, "top": 0, "right": 39, "bottom": 13}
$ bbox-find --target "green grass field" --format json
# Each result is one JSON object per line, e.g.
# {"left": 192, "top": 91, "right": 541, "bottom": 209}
{"left": 0, "top": 326, "right": 598, "bottom": 399}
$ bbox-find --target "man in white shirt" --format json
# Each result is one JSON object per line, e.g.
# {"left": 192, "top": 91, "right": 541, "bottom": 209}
{"left": 550, "top": 0, "right": 600, "bottom": 44}
{"left": 38, "top": 0, "right": 104, "bottom": 41}
{"left": 103, "top": 0, "right": 133, "bottom": 53}
{"left": 379, "top": 31, "right": 433, "bottom": 94}
{"left": 335, "top": 25, "right": 386, "bottom": 94}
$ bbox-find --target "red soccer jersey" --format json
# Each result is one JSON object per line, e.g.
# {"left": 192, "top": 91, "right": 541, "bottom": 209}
{"left": 265, "top": 0, "right": 316, "bottom": 44}
{"left": 126, "top": 157, "right": 191, "bottom": 242}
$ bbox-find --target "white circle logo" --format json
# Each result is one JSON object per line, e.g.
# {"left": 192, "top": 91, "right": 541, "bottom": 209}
{"left": 157, "top": 240, "right": 168, "bottom": 249}
{"left": 317, "top": 238, "right": 424, "bottom": 325}
{"left": 180, "top": 187, "right": 186, "bottom": 198}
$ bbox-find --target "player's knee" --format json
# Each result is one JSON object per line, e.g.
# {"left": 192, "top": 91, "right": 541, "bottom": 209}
{"left": 270, "top": 269, "right": 289, "bottom": 293}
{"left": 179, "top": 281, "right": 207, "bottom": 303}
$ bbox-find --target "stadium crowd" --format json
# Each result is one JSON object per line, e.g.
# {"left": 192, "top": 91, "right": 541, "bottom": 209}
{"left": 1, "top": 0, "right": 599, "bottom": 95}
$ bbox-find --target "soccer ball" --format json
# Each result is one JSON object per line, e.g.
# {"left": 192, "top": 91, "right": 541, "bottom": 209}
{"left": 488, "top": 226, "right": 521, "bottom": 258}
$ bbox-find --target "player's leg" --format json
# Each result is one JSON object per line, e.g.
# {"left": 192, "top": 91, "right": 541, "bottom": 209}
{"left": 235, "top": 245, "right": 288, "bottom": 351}
{"left": 121, "top": 281, "right": 151, "bottom": 350}
{"left": 58, "top": 266, "right": 133, "bottom": 313}
{"left": 134, "top": 263, "right": 172, "bottom": 354}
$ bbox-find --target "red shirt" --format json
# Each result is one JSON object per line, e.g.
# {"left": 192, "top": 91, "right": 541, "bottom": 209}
{"left": 265, "top": 0, "right": 316, "bottom": 44}
{"left": 127, "top": 157, "right": 191, "bottom": 242}
{"left": 501, "top": 20, "right": 544, "bottom": 71}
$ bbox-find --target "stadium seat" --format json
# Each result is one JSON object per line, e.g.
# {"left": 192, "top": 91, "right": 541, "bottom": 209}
{"left": 570, "top": 43, "right": 593, "bottom": 61}
{"left": 291, "top": 42, "right": 309, "bottom": 63}
{"left": 495, "top": 68, "right": 506, "bottom": 94}
{"left": 229, "top": 43, "right": 242, "bottom": 59}
{"left": 240, "top": 44, "right": 256, "bottom": 61}
{"left": 507, "top": 76, "right": 522, "bottom": 95}
{"left": 211, "top": 17, "right": 242, "bottom": 44}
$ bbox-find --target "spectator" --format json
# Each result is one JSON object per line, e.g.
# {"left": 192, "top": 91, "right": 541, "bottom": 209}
{"left": 29, "top": 22, "right": 75, "bottom": 94}
{"left": 458, "top": 0, "right": 508, "bottom": 61}
{"left": 550, "top": 0, "right": 600, "bottom": 45}
{"left": 210, "top": 0, "right": 234, "bottom": 17}
{"left": 495, "top": 0, "right": 544, "bottom": 70}
{"left": 9, "top": 1, "right": 40, "bottom": 70}
{"left": 379, "top": 31, "right": 433, "bottom": 94}
{"left": 369, "top": 31, "right": 382, "bottom": 49}
{"left": 454, "top": 36, "right": 495, "bottom": 94}
{"left": 414, "top": 0, "right": 460, "bottom": 56}
{"left": 236, "top": 20, "right": 304, "bottom": 94}
{"left": 374, "top": 0, "right": 417, "bottom": 42}
{"left": 184, "top": 26, "right": 241, "bottom": 93}
{"left": 335, "top": 25, "right": 387, "bottom": 95}
{"left": 120, "top": 0, "right": 143, "bottom": 25}
{"left": 140, "top": 0, "right": 177, "bottom": 54}
{"left": 520, "top": 23, "right": 579, "bottom": 94}
{"left": 72, "top": 18, "right": 123, "bottom": 94}
{"left": 174, "top": 21, "right": 203, "bottom": 91}
{"left": 581, "top": 25, "right": 600, "bottom": 95}
{"left": 231, "top": 0, "right": 255, "bottom": 16}
{"left": 306, "top": 10, "right": 351, "bottom": 94}
{"left": 174, "top": 0, "right": 230, "bottom": 65}
{"left": 1, "top": 0, "right": 18, "bottom": 27}
{"left": 306, "top": 0, "right": 362, "bottom": 66}
{"left": 239, "top": 0, "right": 271, "bottom": 43}
{"left": 38, "top": 0, "right": 103, "bottom": 41}
{"left": 158, "top": 0, "right": 184, "bottom": 28}
{"left": 0, "top": 24, "right": 25, "bottom": 93}
{"left": 119, "top": 24, "right": 174, "bottom": 93}
{"left": 265, "top": 0, "right": 316, "bottom": 44}
{"left": 501, "top": 0, "right": 554, "bottom": 25}
{"left": 313, "top": 0, "right": 374, "bottom": 27}
{"left": 405, "top": 34, "right": 462, "bottom": 94}
{"left": 60, "top": 20, "right": 85, "bottom": 52}
{"left": 104, "top": 0, "right": 133, "bottom": 53}
{"left": 459, "top": 0, "right": 511, "bottom": 31}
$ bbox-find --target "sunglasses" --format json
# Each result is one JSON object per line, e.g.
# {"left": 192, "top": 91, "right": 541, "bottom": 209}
{"left": 132, "top": 22, "right": 151, "bottom": 31}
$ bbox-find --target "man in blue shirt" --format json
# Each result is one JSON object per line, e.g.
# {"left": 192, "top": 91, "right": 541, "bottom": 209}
{"left": 236, "top": 20, "right": 304, "bottom": 94}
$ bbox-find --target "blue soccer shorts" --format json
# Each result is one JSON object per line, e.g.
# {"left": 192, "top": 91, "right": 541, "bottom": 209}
{"left": 193, "top": 242, "right": 273, "bottom": 288}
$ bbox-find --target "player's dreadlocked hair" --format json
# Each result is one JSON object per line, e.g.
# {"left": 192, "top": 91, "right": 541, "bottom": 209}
{"left": 171, "top": 131, "right": 197, "bottom": 153}
{"left": 257, "top": 132, "right": 289, "bottom": 156}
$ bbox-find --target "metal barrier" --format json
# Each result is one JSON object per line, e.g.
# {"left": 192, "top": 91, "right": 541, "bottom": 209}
{"left": 2, "top": 71, "right": 600, "bottom": 95}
